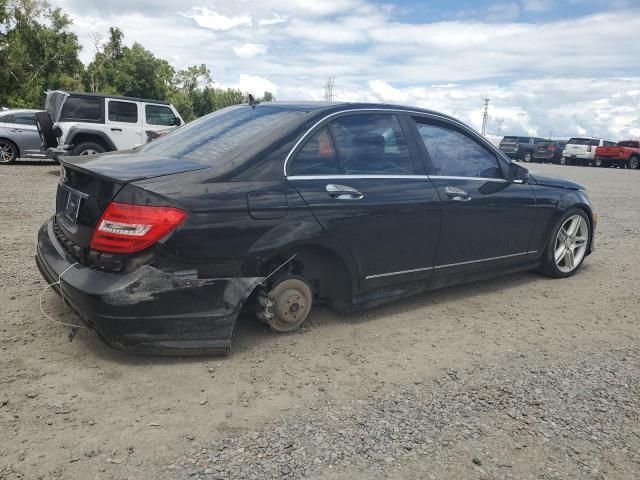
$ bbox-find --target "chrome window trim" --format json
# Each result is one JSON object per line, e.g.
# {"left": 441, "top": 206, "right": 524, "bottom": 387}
{"left": 287, "top": 174, "right": 429, "bottom": 181}
{"left": 428, "top": 175, "right": 507, "bottom": 183}
{"left": 287, "top": 175, "right": 507, "bottom": 182}
{"left": 364, "top": 251, "right": 538, "bottom": 280}
{"left": 283, "top": 108, "right": 495, "bottom": 177}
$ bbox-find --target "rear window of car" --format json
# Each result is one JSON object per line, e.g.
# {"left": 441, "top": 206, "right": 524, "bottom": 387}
{"left": 567, "top": 138, "right": 593, "bottom": 145}
{"left": 60, "top": 97, "right": 102, "bottom": 122}
{"left": 141, "top": 105, "right": 305, "bottom": 165}
{"left": 618, "top": 141, "right": 640, "bottom": 148}
{"left": 501, "top": 136, "right": 519, "bottom": 143}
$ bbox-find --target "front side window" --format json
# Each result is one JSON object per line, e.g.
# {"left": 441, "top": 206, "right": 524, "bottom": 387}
{"left": 60, "top": 97, "right": 102, "bottom": 122}
{"left": 289, "top": 127, "right": 339, "bottom": 175}
{"left": 12, "top": 113, "right": 36, "bottom": 125}
{"left": 108, "top": 101, "right": 138, "bottom": 123}
{"left": 330, "top": 114, "right": 413, "bottom": 175}
{"left": 416, "top": 122, "right": 502, "bottom": 178}
{"left": 145, "top": 105, "right": 176, "bottom": 126}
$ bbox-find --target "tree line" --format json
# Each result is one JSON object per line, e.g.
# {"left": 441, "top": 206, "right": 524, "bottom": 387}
{"left": 0, "top": 0, "right": 274, "bottom": 121}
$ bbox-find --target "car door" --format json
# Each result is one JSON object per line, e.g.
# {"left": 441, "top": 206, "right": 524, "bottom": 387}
{"left": 8, "top": 112, "right": 42, "bottom": 156}
{"left": 106, "top": 99, "right": 143, "bottom": 149}
{"left": 286, "top": 112, "right": 441, "bottom": 288}
{"left": 411, "top": 117, "right": 538, "bottom": 276}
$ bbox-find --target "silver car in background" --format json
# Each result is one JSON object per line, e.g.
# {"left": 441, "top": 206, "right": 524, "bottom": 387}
{"left": 0, "top": 109, "right": 46, "bottom": 163}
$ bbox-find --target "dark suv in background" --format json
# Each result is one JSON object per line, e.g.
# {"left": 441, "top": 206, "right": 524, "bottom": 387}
{"left": 532, "top": 140, "right": 567, "bottom": 164}
{"left": 499, "top": 136, "right": 547, "bottom": 162}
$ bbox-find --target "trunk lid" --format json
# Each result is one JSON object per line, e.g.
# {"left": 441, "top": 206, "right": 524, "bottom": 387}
{"left": 55, "top": 152, "right": 209, "bottom": 247}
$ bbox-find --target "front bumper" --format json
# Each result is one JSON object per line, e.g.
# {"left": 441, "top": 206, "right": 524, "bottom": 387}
{"left": 35, "top": 218, "right": 261, "bottom": 355}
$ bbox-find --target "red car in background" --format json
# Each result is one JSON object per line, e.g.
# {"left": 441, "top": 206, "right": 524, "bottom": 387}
{"left": 595, "top": 140, "right": 640, "bottom": 169}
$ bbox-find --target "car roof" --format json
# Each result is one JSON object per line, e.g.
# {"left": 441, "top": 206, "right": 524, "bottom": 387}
{"left": 63, "top": 91, "right": 171, "bottom": 105}
{"left": 248, "top": 101, "right": 463, "bottom": 123}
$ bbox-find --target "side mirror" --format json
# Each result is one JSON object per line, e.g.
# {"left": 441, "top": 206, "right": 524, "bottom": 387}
{"left": 173, "top": 117, "right": 182, "bottom": 126}
{"left": 508, "top": 162, "right": 529, "bottom": 183}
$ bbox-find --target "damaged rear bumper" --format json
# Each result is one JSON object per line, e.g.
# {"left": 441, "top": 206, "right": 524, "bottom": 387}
{"left": 35, "top": 219, "right": 261, "bottom": 355}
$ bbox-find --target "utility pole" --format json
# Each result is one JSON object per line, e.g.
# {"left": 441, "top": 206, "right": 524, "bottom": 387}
{"left": 324, "top": 76, "right": 335, "bottom": 102}
{"left": 481, "top": 97, "right": 490, "bottom": 137}
{"left": 496, "top": 119, "right": 504, "bottom": 136}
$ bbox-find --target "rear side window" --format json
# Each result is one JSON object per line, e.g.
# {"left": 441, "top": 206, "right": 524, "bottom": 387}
{"left": 416, "top": 122, "right": 502, "bottom": 179}
{"left": 618, "top": 141, "right": 639, "bottom": 148}
{"left": 330, "top": 114, "right": 414, "bottom": 175}
{"left": 289, "top": 127, "right": 339, "bottom": 176}
{"left": 145, "top": 105, "right": 177, "bottom": 126}
{"left": 0, "top": 115, "right": 13, "bottom": 123}
{"left": 590, "top": 139, "right": 600, "bottom": 147}
{"left": 108, "top": 101, "right": 138, "bottom": 123}
{"left": 603, "top": 140, "right": 616, "bottom": 147}
{"left": 60, "top": 97, "right": 102, "bottom": 122}
{"left": 12, "top": 112, "right": 36, "bottom": 125}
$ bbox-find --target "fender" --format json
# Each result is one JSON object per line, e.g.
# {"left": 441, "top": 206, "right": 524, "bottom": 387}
{"left": 66, "top": 127, "right": 117, "bottom": 151}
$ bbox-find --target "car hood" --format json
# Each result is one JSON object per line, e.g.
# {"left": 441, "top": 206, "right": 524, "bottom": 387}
{"left": 528, "top": 172, "right": 584, "bottom": 190}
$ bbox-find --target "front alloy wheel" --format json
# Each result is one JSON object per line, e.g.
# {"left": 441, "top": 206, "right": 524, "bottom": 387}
{"left": 554, "top": 215, "right": 589, "bottom": 273}
{"left": 629, "top": 156, "right": 639, "bottom": 170}
{"left": 0, "top": 141, "right": 17, "bottom": 163}
{"left": 523, "top": 152, "right": 532, "bottom": 162}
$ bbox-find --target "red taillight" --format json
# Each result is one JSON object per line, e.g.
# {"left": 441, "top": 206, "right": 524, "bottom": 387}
{"left": 90, "top": 202, "right": 187, "bottom": 253}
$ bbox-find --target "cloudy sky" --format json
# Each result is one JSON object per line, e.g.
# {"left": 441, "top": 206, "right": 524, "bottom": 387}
{"left": 53, "top": 0, "right": 640, "bottom": 139}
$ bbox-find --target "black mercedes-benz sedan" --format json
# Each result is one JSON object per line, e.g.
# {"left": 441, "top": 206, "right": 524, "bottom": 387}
{"left": 36, "top": 101, "right": 596, "bottom": 355}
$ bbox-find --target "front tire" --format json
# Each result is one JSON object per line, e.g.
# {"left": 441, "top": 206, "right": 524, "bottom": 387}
{"left": 72, "top": 142, "right": 106, "bottom": 156}
{"left": 0, "top": 139, "right": 18, "bottom": 164}
{"left": 629, "top": 156, "right": 639, "bottom": 170}
{"left": 523, "top": 152, "right": 532, "bottom": 163}
{"left": 540, "top": 209, "right": 591, "bottom": 278}
{"left": 560, "top": 156, "right": 568, "bottom": 166}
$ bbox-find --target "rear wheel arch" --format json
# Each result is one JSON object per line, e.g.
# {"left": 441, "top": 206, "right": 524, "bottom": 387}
{"left": 67, "top": 130, "right": 115, "bottom": 152}
{"left": 254, "top": 244, "right": 354, "bottom": 311}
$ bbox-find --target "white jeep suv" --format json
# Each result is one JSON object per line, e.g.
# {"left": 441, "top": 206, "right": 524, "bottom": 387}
{"left": 37, "top": 91, "right": 183, "bottom": 157}
{"left": 562, "top": 137, "right": 615, "bottom": 166}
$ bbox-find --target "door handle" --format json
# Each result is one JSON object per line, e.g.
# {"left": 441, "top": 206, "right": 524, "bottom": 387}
{"left": 444, "top": 186, "right": 471, "bottom": 202}
{"left": 110, "top": 127, "right": 122, "bottom": 132}
{"left": 326, "top": 184, "right": 364, "bottom": 200}
{"left": 9, "top": 128, "right": 23, "bottom": 133}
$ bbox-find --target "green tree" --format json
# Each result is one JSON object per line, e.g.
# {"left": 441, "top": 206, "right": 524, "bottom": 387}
{"left": 0, "top": 0, "right": 84, "bottom": 107}
{"left": 261, "top": 91, "right": 274, "bottom": 102}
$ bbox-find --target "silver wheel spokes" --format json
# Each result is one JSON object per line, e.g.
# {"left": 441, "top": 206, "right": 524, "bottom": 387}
{"left": 554, "top": 215, "right": 588, "bottom": 273}
{"left": 0, "top": 143, "right": 15, "bottom": 162}
{"left": 80, "top": 149, "right": 98, "bottom": 155}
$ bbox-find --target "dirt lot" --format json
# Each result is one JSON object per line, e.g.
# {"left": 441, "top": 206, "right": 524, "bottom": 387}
{"left": 1, "top": 162, "right": 639, "bottom": 480}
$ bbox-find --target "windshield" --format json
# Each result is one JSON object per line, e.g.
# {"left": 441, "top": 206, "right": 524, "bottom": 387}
{"left": 501, "top": 136, "right": 520, "bottom": 143}
{"left": 618, "top": 141, "right": 639, "bottom": 148}
{"left": 141, "top": 105, "right": 306, "bottom": 165}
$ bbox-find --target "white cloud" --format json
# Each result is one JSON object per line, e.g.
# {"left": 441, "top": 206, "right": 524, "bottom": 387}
{"left": 182, "top": 7, "right": 251, "bottom": 31}
{"left": 52, "top": 0, "right": 640, "bottom": 138}
{"left": 233, "top": 74, "right": 278, "bottom": 96}
{"left": 233, "top": 43, "right": 268, "bottom": 58}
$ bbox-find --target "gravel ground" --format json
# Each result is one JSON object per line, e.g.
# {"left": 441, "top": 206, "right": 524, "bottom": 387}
{"left": 0, "top": 161, "right": 639, "bottom": 480}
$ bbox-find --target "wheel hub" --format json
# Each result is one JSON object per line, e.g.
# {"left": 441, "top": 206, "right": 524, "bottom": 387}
{"left": 274, "top": 288, "right": 307, "bottom": 324}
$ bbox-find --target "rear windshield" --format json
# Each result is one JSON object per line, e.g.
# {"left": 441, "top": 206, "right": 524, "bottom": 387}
{"left": 618, "top": 141, "right": 639, "bottom": 148}
{"left": 567, "top": 138, "right": 596, "bottom": 146}
{"left": 536, "top": 141, "right": 552, "bottom": 147}
{"left": 501, "top": 136, "right": 527, "bottom": 143}
{"left": 141, "top": 105, "right": 306, "bottom": 165}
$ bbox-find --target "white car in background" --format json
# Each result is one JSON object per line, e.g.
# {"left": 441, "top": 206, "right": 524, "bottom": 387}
{"left": 36, "top": 91, "right": 183, "bottom": 159}
{"left": 562, "top": 137, "right": 616, "bottom": 166}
